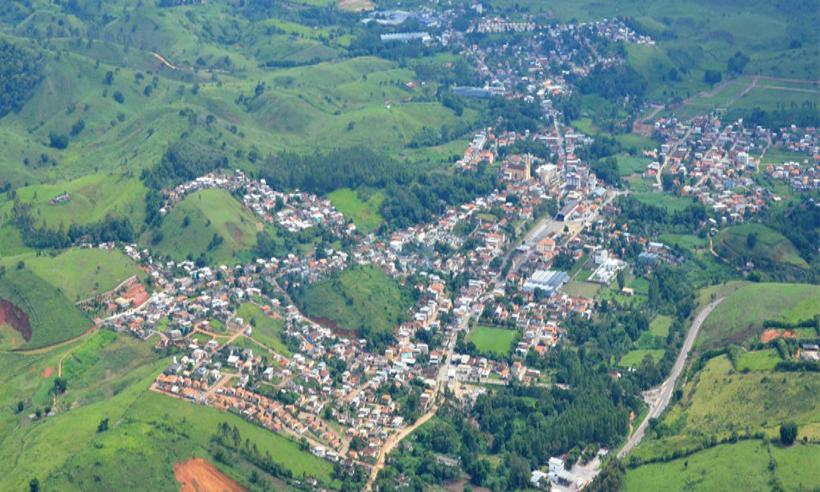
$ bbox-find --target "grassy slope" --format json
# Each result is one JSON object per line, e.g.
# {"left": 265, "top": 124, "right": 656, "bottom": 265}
{"left": 327, "top": 188, "right": 384, "bottom": 234}
{"left": 148, "top": 189, "right": 260, "bottom": 265}
{"left": 237, "top": 303, "right": 292, "bottom": 357}
{"left": 716, "top": 223, "right": 809, "bottom": 270}
{"left": 0, "top": 331, "right": 332, "bottom": 491}
{"left": 697, "top": 282, "right": 820, "bottom": 349}
{"left": 467, "top": 326, "right": 518, "bottom": 356}
{"left": 2, "top": 248, "right": 143, "bottom": 302}
{"left": 626, "top": 440, "right": 819, "bottom": 492}
{"left": 0, "top": 267, "right": 90, "bottom": 349}
{"left": 297, "top": 265, "right": 411, "bottom": 336}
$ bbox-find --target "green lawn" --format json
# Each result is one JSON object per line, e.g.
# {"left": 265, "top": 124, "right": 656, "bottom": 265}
{"left": 466, "top": 326, "right": 518, "bottom": 356}
{"left": 146, "top": 189, "right": 260, "bottom": 266}
{"left": 697, "top": 282, "right": 820, "bottom": 349}
{"left": 327, "top": 187, "right": 384, "bottom": 234}
{"left": 615, "top": 153, "right": 652, "bottom": 176}
{"left": 237, "top": 303, "right": 292, "bottom": 357}
{"left": 716, "top": 223, "right": 809, "bottom": 270}
{"left": 658, "top": 233, "right": 707, "bottom": 252}
{"left": 295, "top": 264, "right": 412, "bottom": 338}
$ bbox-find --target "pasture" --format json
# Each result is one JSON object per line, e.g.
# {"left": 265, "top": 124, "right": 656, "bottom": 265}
{"left": 697, "top": 282, "right": 820, "bottom": 349}
{"left": 236, "top": 303, "right": 292, "bottom": 357}
{"left": 147, "top": 189, "right": 260, "bottom": 266}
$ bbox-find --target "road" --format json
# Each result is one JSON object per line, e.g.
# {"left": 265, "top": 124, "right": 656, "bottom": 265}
{"left": 617, "top": 296, "right": 725, "bottom": 458}
{"left": 366, "top": 406, "right": 438, "bottom": 489}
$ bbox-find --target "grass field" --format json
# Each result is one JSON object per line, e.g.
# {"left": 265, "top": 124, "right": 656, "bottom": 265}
{"left": 0, "top": 268, "right": 90, "bottom": 349}
{"left": 633, "top": 192, "right": 696, "bottom": 212}
{"left": 697, "top": 282, "right": 820, "bottom": 349}
{"left": 649, "top": 315, "right": 672, "bottom": 338}
{"left": 2, "top": 248, "right": 143, "bottom": 302}
{"left": 735, "top": 348, "right": 782, "bottom": 372}
{"left": 626, "top": 440, "right": 808, "bottom": 492}
{"left": 466, "top": 326, "right": 518, "bottom": 356}
{"left": 560, "top": 280, "right": 602, "bottom": 298}
{"left": 0, "top": 174, "right": 147, "bottom": 229}
{"left": 615, "top": 153, "right": 652, "bottom": 176}
{"left": 236, "top": 303, "right": 292, "bottom": 357}
{"left": 146, "top": 189, "right": 260, "bottom": 266}
{"left": 619, "top": 349, "right": 664, "bottom": 368}
{"left": 662, "top": 355, "right": 820, "bottom": 439}
{"left": 716, "top": 223, "right": 808, "bottom": 270}
{"left": 658, "top": 233, "right": 707, "bottom": 252}
{"left": 327, "top": 187, "right": 384, "bottom": 234}
{"left": 761, "top": 145, "right": 811, "bottom": 165}
{"left": 296, "top": 265, "right": 412, "bottom": 338}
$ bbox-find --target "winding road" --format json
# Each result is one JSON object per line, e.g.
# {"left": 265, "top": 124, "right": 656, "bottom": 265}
{"left": 617, "top": 296, "right": 725, "bottom": 458}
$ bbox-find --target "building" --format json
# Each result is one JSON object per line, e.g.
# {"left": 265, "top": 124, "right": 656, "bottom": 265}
{"left": 523, "top": 270, "right": 569, "bottom": 295}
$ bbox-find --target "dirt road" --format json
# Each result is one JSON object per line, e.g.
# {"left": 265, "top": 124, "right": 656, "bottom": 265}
{"left": 617, "top": 296, "right": 724, "bottom": 459}
{"left": 365, "top": 407, "right": 438, "bottom": 490}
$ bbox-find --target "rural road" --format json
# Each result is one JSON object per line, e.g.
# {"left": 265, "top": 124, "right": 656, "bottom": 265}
{"left": 617, "top": 296, "right": 725, "bottom": 459}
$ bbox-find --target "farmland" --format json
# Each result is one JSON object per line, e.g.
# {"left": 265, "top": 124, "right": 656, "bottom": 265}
{"left": 294, "top": 265, "right": 412, "bottom": 341}
{"left": 466, "top": 326, "right": 518, "bottom": 357}
{"left": 146, "top": 189, "right": 260, "bottom": 266}
{"left": 697, "top": 282, "right": 820, "bottom": 349}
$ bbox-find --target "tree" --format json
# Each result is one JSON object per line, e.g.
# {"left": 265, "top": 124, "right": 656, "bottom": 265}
{"left": 704, "top": 70, "right": 722, "bottom": 85}
{"left": 616, "top": 270, "right": 625, "bottom": 290}
{"left": 780, "top": 421, "right": 798, "bottom": 446}
{"left": 16, "top": 400, "right": 24, "bottom": 413}
{"left": 48, "top": 131, "right": 69, "bottom": 149}
{"left": 97, "top": 417, "right": 109, "bottom": 432}
{"left": 746, "top": 232, "right": 758, "bottom": 250}
{"left": 112, "top": 91, "right": 125, "bottom": 104}
{"left": 29, "top": 478, "right": 40, "bottom": 492}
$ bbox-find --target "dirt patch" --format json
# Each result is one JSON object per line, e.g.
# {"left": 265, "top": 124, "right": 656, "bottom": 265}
{"left": 174, "top": 458, "right": 246, "bottom": 492}
{"left": 760, "top": 329, "right": 797, "bottom": 343}
{"left": 0, "top": 299, "right": 32, "bottom": 342}
{"left": 339, "top": 0, "right": 374, "bottom": 12}
{"left": 41, "top": 366, "right": 55, "bottom": 378}
{"left": 121, "top": 281, "right": 149, "bottom": 308}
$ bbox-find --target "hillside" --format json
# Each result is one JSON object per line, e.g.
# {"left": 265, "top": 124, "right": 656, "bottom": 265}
{"left": 0, "top": 267, "right": 90, "bottom": 350}
{"left": 696, "top": 282, "right": 820, "bottom": 349}
{"left": 145, "top": 189, "right": 260, "bottom": 266}
{"left": 293, "top": 265, "right": 413, "bottom": 346}
{"left": 716, "top": 223, "right": 809, "bottom": 272}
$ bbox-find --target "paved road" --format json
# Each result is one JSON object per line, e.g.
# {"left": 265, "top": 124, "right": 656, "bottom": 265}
{"left": 617, "top": 296, "right": 724, "bottom": 459}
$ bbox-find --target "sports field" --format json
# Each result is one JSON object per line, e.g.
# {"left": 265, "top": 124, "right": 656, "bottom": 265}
{"left": 466, "top": 326, "right": 518, "bottom": 356}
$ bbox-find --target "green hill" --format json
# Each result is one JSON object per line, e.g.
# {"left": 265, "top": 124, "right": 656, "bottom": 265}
{"left": 293, "top": 265, "right": 412, "bottom": 345}
{"left": 0, "top": 267, "right": 90, "bottom": 350}
{"left": 716, "top": 223, "right": 809, "bottom": 271}
{"left": 697, "top": 282, "right": 820, "bottom": 349}
{"left": 145, "top": 189, "right": 260, "bottom": 266}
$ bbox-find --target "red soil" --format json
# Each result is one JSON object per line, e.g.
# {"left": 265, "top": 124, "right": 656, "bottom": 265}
{"left": 41, "top": 366, "right": 55, "bottom": 378}
{"left": 122, "top": 282, "right": 149, "bottom": 307}
{"left": 760, "top": 329, "right": 797, "bottom": 343}
{"left": 0, "top": 299, "right": 32, "bottom": 342}
{"left": 174, "top": 458, "right": 246, "bottom": 492}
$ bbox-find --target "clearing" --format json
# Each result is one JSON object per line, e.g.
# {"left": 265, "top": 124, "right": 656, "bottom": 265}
{"left": 466, "top": 326, "right": 518, "bottom": 357}
{"left": 174, "top": 458, "right": 246, "bottom": 492}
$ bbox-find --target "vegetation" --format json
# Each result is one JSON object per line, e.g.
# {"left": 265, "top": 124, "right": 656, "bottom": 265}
{"left": 697, "top": 282, "right": 820, "bottom": 349}
{"left": 465, "top": 325, "right": 518, "bottom": 357}
{"left": 326, "top": 187, "right": 384, "bottom": 234}
{"left": 289, "top": 265, "right": 414, "bottom": 350}
{"left": 146, "top": 189, "right": 260, "bottom": 266}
